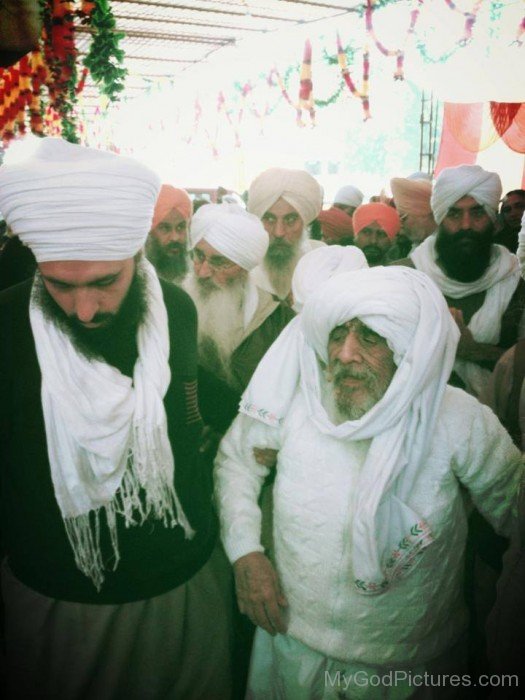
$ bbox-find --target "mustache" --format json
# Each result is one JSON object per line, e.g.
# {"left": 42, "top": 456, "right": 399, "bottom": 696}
{"left": 68, "top": 312, "right": 115, "bottom": 328}
{"left": 269, "top": 238, "right": 293, "bottom": 249}
{"left": 331, "top": 364, "right": 374, "bottom": 384}
{"left": 165, "top": 242, "right": 185, "bottom": 252}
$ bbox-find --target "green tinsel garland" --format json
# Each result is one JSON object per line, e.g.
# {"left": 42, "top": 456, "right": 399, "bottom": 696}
{"left": 83, "top": 0, "right": 127, "bottom": 102}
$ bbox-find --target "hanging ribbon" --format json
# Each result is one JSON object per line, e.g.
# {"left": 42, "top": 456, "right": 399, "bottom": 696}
{"left": 365, "top": 0, "right": 423, "bottom": 80}
{"left": 337, "top": 33, "right": 371, "bottom": 120}
{"left": 297, "top": 39, "right": 315, "bottom": 127}
{"left": 443, "top": 0, "right": 484, "bottom": 45}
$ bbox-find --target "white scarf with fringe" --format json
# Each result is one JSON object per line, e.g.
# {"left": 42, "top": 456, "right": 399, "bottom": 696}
{"left": 30, "top": 258, "right": 194, "bottom": 590}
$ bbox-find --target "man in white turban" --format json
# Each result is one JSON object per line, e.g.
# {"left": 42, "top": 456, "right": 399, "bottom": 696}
{"left": 215, "top": 265, "right": 522, "bottom": 699}
{"left": 394, "top": 164, "right": 525, "bottom": 399}
{"left": 0, "top": 138, "right": 233, "bottom": 698}
{"left": 247, "top": 167, "right": 325, "bottom": 302}
{"left": 185, "top": 202, "right": 294, "bottom": 394}
{"left": 333, "top": 183, "right": 364, "bottom": 215}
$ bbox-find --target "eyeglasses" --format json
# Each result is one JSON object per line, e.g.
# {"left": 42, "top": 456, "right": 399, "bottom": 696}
{"left": 190, "top": 248, "right": 237, "bottom": 270}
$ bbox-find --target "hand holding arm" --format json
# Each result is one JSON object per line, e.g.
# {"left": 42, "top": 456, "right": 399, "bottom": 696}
{"left": 450, "top": 307, "right": 505, "bottom": 363}
{"left": 234, "top": 551, "right": 288, "bottom": 635}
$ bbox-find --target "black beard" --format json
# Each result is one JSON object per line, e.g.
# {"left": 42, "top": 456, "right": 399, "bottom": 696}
{"left": 146, "top": 237, "right": 188, "bottom": 283}
{"left": 361, "top": 244, "right": 386, "bottom": 266}
{"left": 435, "top": 222, "right": 495, "bottom": 283}
{"left": 265, "top": 238, "right": 297, "bottom": 269}
{"left": 33, "top": 267, "right": 148, "bottom": 364}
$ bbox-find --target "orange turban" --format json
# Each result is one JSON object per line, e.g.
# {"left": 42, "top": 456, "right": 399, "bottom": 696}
{"left": 152, "top": 184, "right": 192, "bottom": 229}
{"left": 352, "top": 203, "right": 400, "bottom": 239}
{"left": 390, "top": 178, "right": 433, "bottom": 218}
{"left": 317, "top": 206, "right": 354, "bottom": 240}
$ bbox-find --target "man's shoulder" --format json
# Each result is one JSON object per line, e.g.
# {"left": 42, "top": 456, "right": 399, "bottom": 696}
{"left": 437, "top": 385, "right": 505, "bottom": 438}
{"left": 387, "top": 257, "right": 415, "bottom": 268}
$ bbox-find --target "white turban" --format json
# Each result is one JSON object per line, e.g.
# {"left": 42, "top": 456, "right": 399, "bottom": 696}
{"left": 0, "top": 138, "right": 161, "bottom": 263}
{"left": 189, "top": 202, "right": 268, "bottom": 271}
{"left": 333, "top": 184, "right": 364, "bottom": 209}
{"left": 298, "top": 266, "right": 459, "bottom": 593}
{"left": 247, "top": 167, "right": 323, "bottom": 225}
{"left": 431, "top": 164, "right": 502, "bottom": 225}
{"left": 291, "top": 244, "right": 367, "bottom": 312}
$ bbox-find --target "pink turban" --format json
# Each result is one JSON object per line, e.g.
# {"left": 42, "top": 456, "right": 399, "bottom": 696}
{"left": 390, "top": 178, "right": 433, "bottom": 218}
{"left": 152, "top": 185, "right": 192, "bottom": 229}
{"left": 317, "top": 206, "right": 354, "bottom": 240}
{"left": 353, "top": 203, "right": 401, "bottom": 239}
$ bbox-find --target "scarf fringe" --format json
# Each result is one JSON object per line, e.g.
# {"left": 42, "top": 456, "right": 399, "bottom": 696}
{"left": 64, "top": 423, "right": 195, "bottom": 591}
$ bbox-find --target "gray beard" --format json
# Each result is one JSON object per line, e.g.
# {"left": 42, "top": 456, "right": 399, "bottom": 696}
{"left": 263, "top": 236, "right": 304, "bottom": 299}
{"left": 184, "top": 273, "right": 247, "bottom": 383}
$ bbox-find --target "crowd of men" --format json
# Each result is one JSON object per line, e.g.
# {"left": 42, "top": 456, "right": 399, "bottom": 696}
{"left": 0, "top": 137, "right": 524, "bottom": 699}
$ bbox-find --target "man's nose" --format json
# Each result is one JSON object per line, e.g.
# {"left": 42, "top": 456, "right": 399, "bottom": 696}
{"left": 168, "top": 228, "right": 185, "bottom": 244}
{"left": 196, "top": 259, "right": 212, "bottom": 278}
{"left": 273, "top": 219, "right": 286, "bottom": 238}
{"left": 336, "top": 332, "right": 363, "bottom": 364}
{"left": 460, "top": 210, "right": 472, "bottom": 229}
{"left": 73, "top": 288, "right": 99, "bottom": 323}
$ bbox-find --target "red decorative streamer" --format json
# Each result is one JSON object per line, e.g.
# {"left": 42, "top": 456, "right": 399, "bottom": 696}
{"left": 337, "top": 33, "right": 371, "bottom": 120}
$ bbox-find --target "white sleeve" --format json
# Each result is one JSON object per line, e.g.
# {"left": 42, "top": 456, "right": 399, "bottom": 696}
{"left": 451, "top": 396, "right": 524, "bottom": 537}
{"left": 214, "top": 413, "right": 282, "bottom": 563}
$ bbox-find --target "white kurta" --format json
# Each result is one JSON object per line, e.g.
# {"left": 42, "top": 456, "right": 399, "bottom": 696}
{"left": 215, "top": 386, "right": 522, "bottom": 672}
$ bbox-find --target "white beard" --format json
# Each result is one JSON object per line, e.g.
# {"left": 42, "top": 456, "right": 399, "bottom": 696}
{"left": 184, "top": 273, "right": 247, "bottom": 383}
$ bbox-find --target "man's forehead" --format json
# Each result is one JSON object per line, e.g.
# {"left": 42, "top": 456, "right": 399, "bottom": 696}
{"left": 38, "top": 258, "right": 132, "bottom": 283}
{"left": 503, "top": 192, "right": 525, "bottom": 205}
{"left": 330, "top": 318, "right": 366, "bottom": 334}
{"left": 157, "top": 208, "right": 188, "bottom": 226}
{"left": 359, "top": 221, "right": 386, "bottom": 234}
{"left": 264, "top": 198, "right": 301, "bottom": 219}
{"left": 449, "top": 195, "right": 483, "bottom": 211}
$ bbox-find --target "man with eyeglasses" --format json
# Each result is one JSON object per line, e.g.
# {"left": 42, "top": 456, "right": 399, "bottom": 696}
{"left": 185, "top": 203, "right": 295, "bottom": 395}
{"left": 247, "top": 167, "right": 325, "bottom": 303}
{"left": 146, "top": 185, "right": 192, "bottom": 285}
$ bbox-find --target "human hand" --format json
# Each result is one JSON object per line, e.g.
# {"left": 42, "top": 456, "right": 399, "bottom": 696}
{"left": 449, "top": 307, "right": 476, "bottom": 358}
{"left": 253, "top": 447, "right": 278, "bottom": 468}
{"left": 233, "top": 551, "right": 288, "bottom": 635}
{"left": 199, "top": 424, "right": 221, "bottom": 454}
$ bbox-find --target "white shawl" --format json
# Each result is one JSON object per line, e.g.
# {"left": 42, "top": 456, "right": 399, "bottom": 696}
{"left": 30, "top": 259, "right": 193, "bottom": 589}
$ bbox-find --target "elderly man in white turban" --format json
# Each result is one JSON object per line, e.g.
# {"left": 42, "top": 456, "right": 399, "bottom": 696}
{"left": 215, "top": 265, "right": 522, "bottom": 699}
{"left": 185, "top": 202, "right": 295, "bottom": 394}
{"left": 0, "top": 138, "right": 233, "bottom": 699}
{"left": 247, "top": 167, "right": 325, "bottom": 302}
{"left": 394, "top": 164, "right": 525, "bottom": 399}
